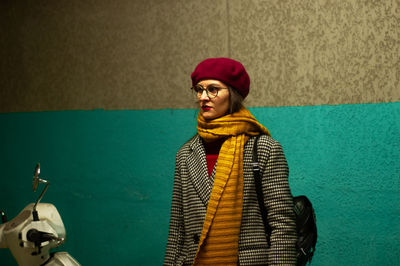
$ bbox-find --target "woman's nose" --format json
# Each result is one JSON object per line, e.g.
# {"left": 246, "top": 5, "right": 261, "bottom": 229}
{"left": 199, "top": 90, "right": 209, "bottom": 100}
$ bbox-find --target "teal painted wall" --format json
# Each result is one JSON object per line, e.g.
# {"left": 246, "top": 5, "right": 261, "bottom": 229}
{"left": 0, "top": 102, "right": 399, "bottom": 265}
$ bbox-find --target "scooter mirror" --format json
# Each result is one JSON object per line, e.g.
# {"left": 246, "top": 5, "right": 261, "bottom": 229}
{"left": 33, "top": 163, "right": 40, "bottom": 192}
{"left": 31, "top": 163, "right": 50, "bottom": 221}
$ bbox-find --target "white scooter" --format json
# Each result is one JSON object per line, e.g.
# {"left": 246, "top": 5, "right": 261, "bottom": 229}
{"left": 0, "top": 163, "right": 80, "bottom": 266}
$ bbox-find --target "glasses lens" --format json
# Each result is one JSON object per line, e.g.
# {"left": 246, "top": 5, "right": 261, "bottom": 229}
{"left": 207, "top": 86, "right": 218, "bottom": 98}
{"left": 192, "top": 85, "right": 221, "bottom": 98}
{"left": 193, "top": 86, "right": 203, "bottom": 97}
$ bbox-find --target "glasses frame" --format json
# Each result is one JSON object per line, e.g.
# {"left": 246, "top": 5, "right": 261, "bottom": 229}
{"left": 191, "top": 84, "right": 228, "bottom": 99}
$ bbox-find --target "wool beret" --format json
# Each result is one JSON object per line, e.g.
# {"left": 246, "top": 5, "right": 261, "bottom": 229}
{"left": 191, "top": 57, "right": 250, "bottom": 98}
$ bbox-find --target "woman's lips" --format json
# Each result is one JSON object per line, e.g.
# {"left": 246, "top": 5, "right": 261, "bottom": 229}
{"left": 202, "top": 106, "right": 211, "bottom": 111}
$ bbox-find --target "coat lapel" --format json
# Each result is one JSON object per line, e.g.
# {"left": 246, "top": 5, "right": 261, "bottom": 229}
{"left": 187, "top": 135, "right": 213, "bottom": 207}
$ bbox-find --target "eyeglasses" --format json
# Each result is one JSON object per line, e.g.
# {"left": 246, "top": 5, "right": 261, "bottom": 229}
{"left": 191, "top": 84, "right": 228, "bottom": 99}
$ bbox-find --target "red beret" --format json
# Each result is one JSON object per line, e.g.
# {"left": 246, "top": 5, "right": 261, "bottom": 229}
{"left": 191, "top": 57, "right": 250, "bottom": 98}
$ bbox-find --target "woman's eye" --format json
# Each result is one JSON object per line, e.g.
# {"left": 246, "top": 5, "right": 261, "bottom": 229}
{"left": 208, "top": 87, "right": 218, "bottom": 93}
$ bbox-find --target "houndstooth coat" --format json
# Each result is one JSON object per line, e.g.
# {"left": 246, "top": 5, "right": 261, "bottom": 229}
{"left": 164, "top": 134, "right": 297, "bottom": 265}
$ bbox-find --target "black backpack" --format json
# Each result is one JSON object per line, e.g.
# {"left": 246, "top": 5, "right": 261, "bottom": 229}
{"left": 252, "top": 135, "right": 317, "bottom": 265}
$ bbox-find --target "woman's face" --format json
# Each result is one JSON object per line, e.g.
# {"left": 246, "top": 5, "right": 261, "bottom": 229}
{"left": 196, "top": 79, "right": 230, "bottom": 120}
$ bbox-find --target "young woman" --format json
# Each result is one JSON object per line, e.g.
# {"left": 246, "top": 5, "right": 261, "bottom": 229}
{"left": 164, "top": 58, "right": 297, "bottom": 265}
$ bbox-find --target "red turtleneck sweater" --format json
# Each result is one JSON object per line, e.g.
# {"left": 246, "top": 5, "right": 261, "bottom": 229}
{"left": 204, "top": 139, "right": 225, "bottom": 177}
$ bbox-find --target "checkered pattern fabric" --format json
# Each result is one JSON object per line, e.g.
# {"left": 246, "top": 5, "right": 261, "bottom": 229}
{"left": 164, "top": 134, "right": 297, "bottom": 266}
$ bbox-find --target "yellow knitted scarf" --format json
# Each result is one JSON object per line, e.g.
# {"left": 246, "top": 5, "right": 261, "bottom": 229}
{"left": 193, "top": 107, "right": 270, "bottom": 265}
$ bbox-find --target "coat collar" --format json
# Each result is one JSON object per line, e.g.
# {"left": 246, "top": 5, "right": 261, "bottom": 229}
{"left": 187, "top": 135, "right": 214, "bottom": 207}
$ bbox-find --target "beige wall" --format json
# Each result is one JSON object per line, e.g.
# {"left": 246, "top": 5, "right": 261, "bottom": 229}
{"left": 1, "top": 0, "right": 399, "bottom": 112}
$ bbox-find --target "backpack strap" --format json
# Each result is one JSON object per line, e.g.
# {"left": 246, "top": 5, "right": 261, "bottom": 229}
{"left": 252, "top": 134, "right": 272, "bottom": 247}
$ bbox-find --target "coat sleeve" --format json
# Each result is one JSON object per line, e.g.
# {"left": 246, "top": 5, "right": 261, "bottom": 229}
{"left": 164, "top": 153, "right": 185, "bottom": 265}
{"left": 262, "top": 140, "right": 297, "bottom": 265}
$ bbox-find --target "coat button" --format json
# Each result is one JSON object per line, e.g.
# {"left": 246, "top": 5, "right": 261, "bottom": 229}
{"left": 193, "top": 233, "right": 200, "bottom": 244}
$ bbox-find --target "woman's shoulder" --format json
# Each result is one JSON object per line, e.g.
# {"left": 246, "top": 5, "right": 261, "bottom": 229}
{"left": 249, "top": 134, "right": 280, "bottom": 147}
{"left": 176, "top": 134, "right": 200, "bottom": 156}
{"left": 247, "top": 134, "right": 285, "bottom": 157}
